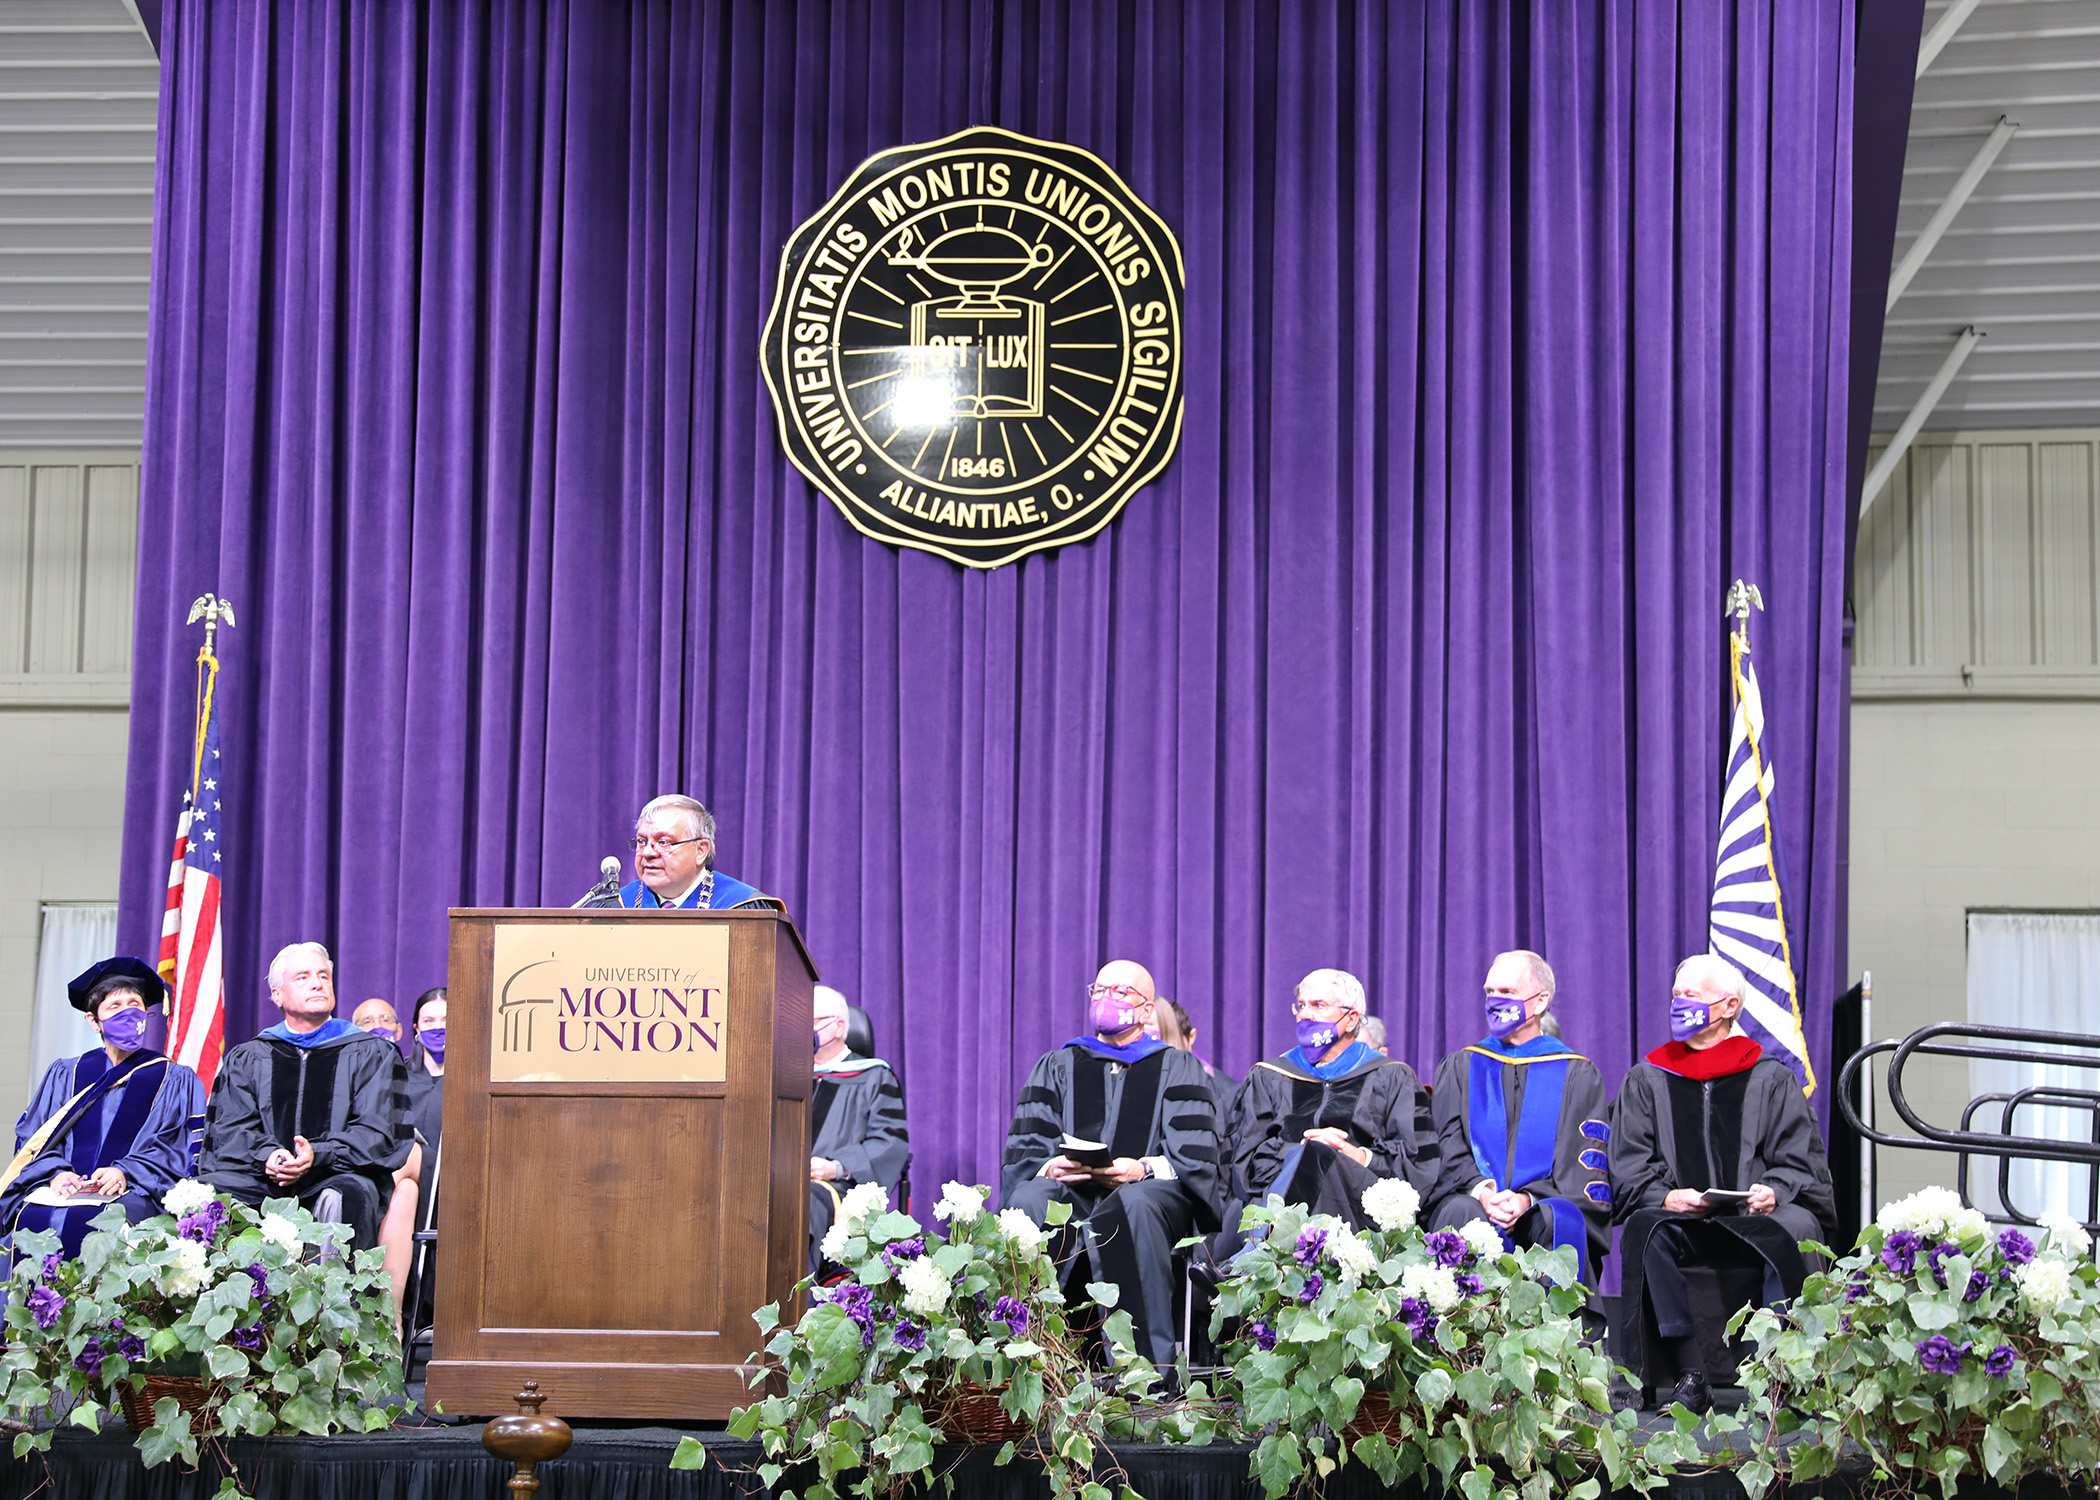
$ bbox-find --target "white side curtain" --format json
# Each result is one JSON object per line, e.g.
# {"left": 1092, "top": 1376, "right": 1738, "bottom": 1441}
{"left": 28, "top": 904, "right": 119, "bottom": 1104}
{"left": 1967, "top": 912, "right": 2100, "bottom": 1224}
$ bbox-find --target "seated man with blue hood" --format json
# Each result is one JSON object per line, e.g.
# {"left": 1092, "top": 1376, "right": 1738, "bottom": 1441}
{"left": 199, "top": 942, "right": 411, "bottom": 1253}
{"left": 2, "top": 957, "right": 207, "bottom": 1258}
{"left": 1427, "top": 949, "right": 1611, "bottom": 1284}
{"left": 1000, "top": 960, "right": 1223, "bottom": 1367}
{"left": 584, "top": 794, "right": 781, "bottom": 911}
{"left": 1225, "top": 969, "right": 1442, "bottom": 1229}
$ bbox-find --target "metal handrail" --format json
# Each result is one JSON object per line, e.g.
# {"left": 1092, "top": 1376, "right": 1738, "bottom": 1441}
{"left": 1837, "top": 1022, "right": 2100, "bottom": 1231}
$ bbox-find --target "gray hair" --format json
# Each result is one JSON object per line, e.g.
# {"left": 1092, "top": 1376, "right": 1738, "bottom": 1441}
{"left": 1295, "top": 968, "right": 1366, "bottom": 1015}
{"left": 638, "top": 794, "right": 717, "bottom": 869}
{"left": 1359, "top": 1015, "right": 1387, "bottom": 1049}
{"left": 267, "top": 941, "right": 332, "bottom": 992}
{"left": 1674, "top": 953, "right": 1748, "bottom": 1003}
{"left": 1496, "top": 948, "right": 1557, "bottom": 999}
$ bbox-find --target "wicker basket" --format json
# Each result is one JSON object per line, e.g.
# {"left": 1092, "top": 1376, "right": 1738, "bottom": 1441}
{"left": 1341, "top": 1391, "right": 1407, "bottom": 1441}
{"left": 930, "top": 1383, "right": 1031, "bottom": 1445}
{"left": 116, "top": 1374, "right": 218, "bottom": 1434}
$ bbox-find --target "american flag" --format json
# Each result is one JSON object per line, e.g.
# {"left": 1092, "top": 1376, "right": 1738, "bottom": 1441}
{"left": 1707, "top": 586, "right": 1814, "bottom": 1093}
{"left": 158, "top": 667, "right": 227, "bottom": 1090}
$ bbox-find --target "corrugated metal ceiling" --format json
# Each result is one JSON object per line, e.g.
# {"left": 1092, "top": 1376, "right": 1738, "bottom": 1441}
{"left": 0, "top": 0, "right": 156, "bottom": 449}
{"left": 1879, "top": 0, "right": 2100, "bottom": 430}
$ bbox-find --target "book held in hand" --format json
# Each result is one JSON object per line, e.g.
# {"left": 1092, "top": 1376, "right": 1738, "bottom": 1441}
{"left": 1059, "top": 1135, "right": 1115, "bottom": 1168}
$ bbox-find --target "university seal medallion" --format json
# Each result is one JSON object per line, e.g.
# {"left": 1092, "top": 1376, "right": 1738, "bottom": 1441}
{"left": 762, "top": 126, "right": 1185, "bottom": 569}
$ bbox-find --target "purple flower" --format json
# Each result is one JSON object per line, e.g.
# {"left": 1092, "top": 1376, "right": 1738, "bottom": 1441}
{"left": 1916, "top": 1334, "right": 1964, "bottom": 1375}
{"left": 73, "top": 1338, "right": 104, "bottom": 1380}
{"left": 1881, "top": 1230, "right": 1921, "bottom": 1277}
{"left": 175, "top": 1199, "right": 227, "bottom": 1245}
{"left": 230, "top": 1323, "right": 267, "bottom": 1354}
{"left": 817, "top": 1281, "right": 879, "bottom": 1349}
{"left": 39, "top": 1254, "right": 59, "bottom": 1283}
{"left": 116, "top": 1334, "right": 145, "bottom": 1364}
{"left": 884, "top": 1237, "right": 926, "bottom": 1263}
{"left": 242, "top": 1262, "right": 271, "bottom": 1297}
{"left": 1986, "top": 1344, "right": 2018, "bottom": 1378}
{"left": 1424, "top": 1230, "right": 1469, "bottom": 1268}
{"left": 1998, "top": 1229, "right": 2036, "bottom": 1267}
{"left": 893, "top": 1320, "right": 926, "bottom": 1352}
{"left": 1298, "top": 1273, "right": 1323, "bottom": 1303}
{"left": 1250, "top": 1321, "right": 1277, "bottom": 1351}
{"left": 1455, "top": 1272, "right": 1484, "bottom": 1297}
{"left": 1845, "top": 1270, "right": 1872, "bottom": 1304}
{"left": 1397, "top": 1296, "right": 1438, "bottom": 1343}
{"left": 26, "top": 1284, "right": 65, "bottom": 1330}
{"left": 1293, "top": 1228, "right": 1329, "bottom": 1267}
{"left": 105, "top": 1315, "right": 124, "bottom": 1331}
{"left": 1927, "top": 1241, "right": 1961, "bottom": 1288}
{"left": 992, "top": 1296, "right": 1031, "bottom": 1337}
{"left": 1964, "top": 1270, "right": 1990, "bottom": 1304}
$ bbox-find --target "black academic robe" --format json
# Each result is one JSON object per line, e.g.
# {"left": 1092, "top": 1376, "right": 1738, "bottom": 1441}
{"left": 1429, "top": 1041, "right": 1611, "bottom": 1274}
{"left": 1227, "top": 1047, "right": 1441, "bottom": 1228}
{"left": 1608, "top": 1045, "right": 1839, "bottom": 1383}
{"left": 1000, "top": 1043, "right": 1224, "bottom": 1228}
{"left": 809, "top": 1053, "right": 911, "bottom": 1264}
{"left": 198, "top": 1025, "right": 411, "bottom": 1252}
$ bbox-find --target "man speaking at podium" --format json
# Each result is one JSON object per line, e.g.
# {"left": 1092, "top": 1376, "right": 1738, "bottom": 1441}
{"left": 584, "top": 794, "right": 781, "bottom": 911}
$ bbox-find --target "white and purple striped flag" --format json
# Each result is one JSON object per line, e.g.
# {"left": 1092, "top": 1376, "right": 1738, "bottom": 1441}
{"left": 1707, "top": 585, "right": 1814, "bottom": 1093}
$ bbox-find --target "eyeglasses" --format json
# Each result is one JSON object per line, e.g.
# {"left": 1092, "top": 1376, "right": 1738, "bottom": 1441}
{"left": 630, "top": 835, "right": 705, "bottom": 852}
{"left": 1290, "top": 999, "right": 1351, "bottom": 1017}
{"left": 1087, "top": 983, "right": 1148, "bottom": 1002}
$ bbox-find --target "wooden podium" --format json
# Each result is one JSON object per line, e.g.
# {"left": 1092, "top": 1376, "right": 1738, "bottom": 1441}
{"left": 426, "top": 907, "right": 816, "bottom": 1418}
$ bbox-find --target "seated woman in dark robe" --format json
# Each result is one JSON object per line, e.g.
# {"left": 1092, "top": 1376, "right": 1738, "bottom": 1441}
{"left": 2, "top": 957, "right": 207, "bottom": 1259}
{"left": 1609, "top": 954, "right": 1838, "bottom": 1412}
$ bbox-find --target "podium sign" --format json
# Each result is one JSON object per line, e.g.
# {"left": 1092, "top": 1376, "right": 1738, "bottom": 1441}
{"left": 427, "top": 908, "right": 816, "bottom": 1419}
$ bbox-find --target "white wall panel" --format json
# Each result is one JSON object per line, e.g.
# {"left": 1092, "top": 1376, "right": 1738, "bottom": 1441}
{"left": 1857, "top": 428, "right": 2100, "bottom": 696}
{"left": 0, "top": 450, "right": 135, "bottom": 703}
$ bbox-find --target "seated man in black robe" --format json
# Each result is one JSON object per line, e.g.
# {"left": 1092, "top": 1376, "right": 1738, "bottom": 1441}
{"left": 810, "top": 985, "right": 910, "bottom": 1271}
{"left": 1226, "top": 969, "right": 1441, "bottom": 1231}
{"left": 1001, "top": 960, "right": 1222, "bottom": 1368}
{"left": 3, "top": 958, "right": 206, "bottom": 1259}
{"left": 1610, "top": 954, "right": 1838, "bottom": 1412}
{"left": 1428, "top": 950, "right": 1610, "bottom": 1283}
{"left": 199, "top": 942, "right": 411, "bottom": 1254}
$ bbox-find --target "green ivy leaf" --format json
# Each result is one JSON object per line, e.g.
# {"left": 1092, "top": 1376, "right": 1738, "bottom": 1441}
{"left": 670, "top": 1435, "right": 709, "bottom": 1470}
{"left": 1085, "top": 1281, "right": 1120, "bottom": 1308}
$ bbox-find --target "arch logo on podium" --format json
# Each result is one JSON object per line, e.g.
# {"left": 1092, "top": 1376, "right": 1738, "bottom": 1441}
{"left": 763, "top": 126, "right": 1186, "bottom": 569}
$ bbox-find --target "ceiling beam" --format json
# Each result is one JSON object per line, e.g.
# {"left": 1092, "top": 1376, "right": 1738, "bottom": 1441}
{"left": 1860, "top": 326, "right": 1984, "bottom": 521}
{"left": 1886, "top": 116, "right": 2020, "bottom": 312}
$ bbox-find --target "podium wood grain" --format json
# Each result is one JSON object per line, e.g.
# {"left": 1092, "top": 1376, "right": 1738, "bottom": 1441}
{"left": 426, "top": 908, "right": 816, "bottom": 1418}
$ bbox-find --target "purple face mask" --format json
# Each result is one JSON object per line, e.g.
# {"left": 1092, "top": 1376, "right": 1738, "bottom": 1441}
{"left": 100, "top": 1008, "right": 149, "bottom": 1052}
{"left": 1091, "top": 996, "right": 1142, "bottom": 1035}
{"left": 362, "top": 1022, "right": 401, "bottom": 1043}
{"left": 418, "top": 1025, "right": 447, "bottom": 1062}
{"left": 1485, "top": 1000, "right": 1527, "bottom": 1039}
{"left": 1668, "top": 999, "right": 1712, "bottom": 1042}
{"left": 1295, "top": 1016, "right": 1342, "bottom": 1052}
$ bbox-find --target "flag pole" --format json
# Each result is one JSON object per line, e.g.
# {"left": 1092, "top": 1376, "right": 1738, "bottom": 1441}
{"left": 185, "top": 593, "right": 234, "bottom": 796}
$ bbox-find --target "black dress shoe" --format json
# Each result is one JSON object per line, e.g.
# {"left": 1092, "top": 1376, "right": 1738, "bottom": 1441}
{"left": 1668, "top": 1371, "right": 1714, "bottom": 1415}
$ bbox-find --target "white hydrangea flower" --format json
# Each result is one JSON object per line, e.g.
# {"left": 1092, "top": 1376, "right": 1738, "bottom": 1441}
{"left": 2038, "top": 1211, "right": 2094, "bottom": 1258}
{"left": 1399, "top": 1262, "right": 1461, "bottom": 1314}
{"left": 995, "top": 1208, "right": 1047, "bottom": 1257}
{"left": 820, "top": 1218, "right": 853, "bottom": 1264}
{"left": 1360, "top": 1177, "right": 1420, "bottom": 1235}
{"left": 1328, "top": 1227, "right": 1378, "bottom": 1282}
{"left": 2016, "top": 1256, "right": 2074, "bottom": 1307}
{"left": 933, "top": 1182, "right": 986, "bottom": 1224}
{"left": 259, "top": 1213, "right": 302, "bottom": 1251}
{"left": 161, "top": 1179, "right": 217, "bottom": 1218}
{"left": 897, "top": 1254, "right": 952, "bottom": 1316}
{"left": 1459, "top": 1219, "right": 1506, "bottom": 1263}
{"left": 155, "top": 1238, "right": 210, "bottom": 1299}
{"left": 1879, "top": 1185, "right": 1971, "bottom": 1240}
{"left": 838, "top": 1181, "right": 888, "bottom": 1230}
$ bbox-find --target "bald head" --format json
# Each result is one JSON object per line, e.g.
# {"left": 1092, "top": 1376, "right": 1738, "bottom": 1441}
{"left": 352, "top": 997, "right": 399, "bottom": 1040}
{"left": 1095, "top": 959, "right": 1155, "bottom": 1000}
{"left": 1089, "top": 959, "right": 1158, "bottom": 1042}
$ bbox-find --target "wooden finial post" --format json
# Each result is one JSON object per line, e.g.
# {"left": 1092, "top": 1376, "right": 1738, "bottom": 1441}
{"left": 481, "top": 1380, "right": 573, "bottom": 1495}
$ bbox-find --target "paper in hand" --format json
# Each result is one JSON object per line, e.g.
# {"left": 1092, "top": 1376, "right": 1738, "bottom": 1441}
{"left": 1059, "top": 1135, "right": 1115, "bottom": 1168}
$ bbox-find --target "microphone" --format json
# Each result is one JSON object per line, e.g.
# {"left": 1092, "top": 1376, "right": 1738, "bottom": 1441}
{"left": 571, "top": 856, "right": 624, "bottom": 908}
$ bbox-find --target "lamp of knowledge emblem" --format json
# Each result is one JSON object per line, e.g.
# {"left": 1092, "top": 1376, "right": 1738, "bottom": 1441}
{"left": 762, "top": 127, "right": 1186, "bottom": 569}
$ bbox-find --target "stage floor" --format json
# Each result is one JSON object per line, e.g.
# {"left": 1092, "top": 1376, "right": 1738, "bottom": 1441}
{"left": 0, "top": 1404, "right": 1885, "bottom": 1500}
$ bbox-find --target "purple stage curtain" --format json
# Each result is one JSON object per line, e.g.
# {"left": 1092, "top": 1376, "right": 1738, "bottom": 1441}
{"left": 122, "top": 0, "right": 1857, "bottom": 1195}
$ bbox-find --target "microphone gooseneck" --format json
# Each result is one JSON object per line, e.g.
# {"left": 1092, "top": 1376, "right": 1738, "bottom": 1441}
{"left": 571, "top": 855, "right": 626, "bottom": 908}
